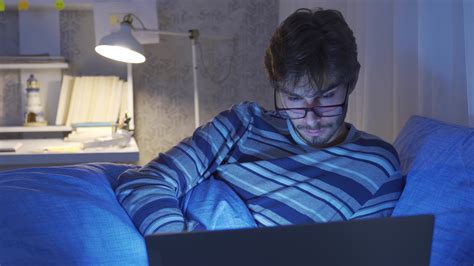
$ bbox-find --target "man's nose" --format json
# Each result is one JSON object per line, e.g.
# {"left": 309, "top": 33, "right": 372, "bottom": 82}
{"left": 304, "top": 109, "right": 321, "bottom": 126}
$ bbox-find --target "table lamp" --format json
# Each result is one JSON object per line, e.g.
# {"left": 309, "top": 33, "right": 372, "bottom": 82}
{"left": 95, "top": 14, "right": 201, "bottom": 128}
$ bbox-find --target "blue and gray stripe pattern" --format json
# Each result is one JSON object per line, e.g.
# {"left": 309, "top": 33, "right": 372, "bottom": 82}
{"left": 116, "top": 102, "right": 403, "bottom": 235}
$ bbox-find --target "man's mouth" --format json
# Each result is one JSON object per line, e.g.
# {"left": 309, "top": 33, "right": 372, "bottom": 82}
{"left": 303, "top": 128, "right": 325, "bottom": 137}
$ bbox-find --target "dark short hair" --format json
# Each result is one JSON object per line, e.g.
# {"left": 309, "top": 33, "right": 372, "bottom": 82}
{"left": 265, "top": 8, "right": 360, "bottom": 93}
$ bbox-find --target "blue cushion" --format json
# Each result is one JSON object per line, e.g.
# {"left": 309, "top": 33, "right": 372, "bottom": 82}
{"left": 393, "top": 116, "right": 474, "bottom": 266}
{"left": 0, "top": 163, "right": 147, "bottom": 265}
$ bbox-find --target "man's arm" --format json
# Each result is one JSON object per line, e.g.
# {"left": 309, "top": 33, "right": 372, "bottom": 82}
{"left": 349, "top": 171, "right": 405, "bottom": 220}
{"left": 115, "top": 103, "right": 252, "bottom": 235}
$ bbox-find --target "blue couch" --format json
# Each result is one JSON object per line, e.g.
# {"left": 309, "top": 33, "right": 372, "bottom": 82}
{"left": 392, "top": 116, "right": 473, "bottom": 265}
{"left": 0, "top": 116, "right": 473, "bottom": 265}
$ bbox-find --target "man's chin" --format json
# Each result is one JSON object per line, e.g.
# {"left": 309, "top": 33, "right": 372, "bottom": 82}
{"left": 300, "top": 133, "right": 332, "bottom": 147}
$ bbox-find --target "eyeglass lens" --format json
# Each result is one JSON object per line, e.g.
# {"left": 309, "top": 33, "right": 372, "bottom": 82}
{"left": 275, "top": 86, "right": 347, "bottom": 118}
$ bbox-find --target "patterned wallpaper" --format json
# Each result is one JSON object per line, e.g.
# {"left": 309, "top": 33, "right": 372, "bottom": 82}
{"left": 0, "top": 11, "right": 19, "bottom": 55}
{"left": 134, "top": 0, "right": 278, "bottom": 164}
{"left": 0, "top": 0, "right": 279, "bottom": 165}
{"left": 0, "top": 70, "right": 21, "bottom": 127}
{"left": 59, "top": 10, "right": 126, "bottom": 78}
{"left": 0, "top": 11, "right": 21, "bottom": 127}
{"left": 56, "top": 11, "right": 126, "bottom": 143}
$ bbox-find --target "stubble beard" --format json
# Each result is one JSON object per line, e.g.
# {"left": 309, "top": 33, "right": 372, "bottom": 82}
{"left": 295, "top": 114, "right": 345, "bottom": 147}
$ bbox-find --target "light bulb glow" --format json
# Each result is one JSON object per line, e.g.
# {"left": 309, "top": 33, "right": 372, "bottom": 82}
{"left": 95, "top": 45, "right": 146, "bottom": 64}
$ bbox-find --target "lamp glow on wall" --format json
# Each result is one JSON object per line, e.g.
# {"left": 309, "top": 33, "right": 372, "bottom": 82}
{"left": 95, "top": 14, "right": 201, "bottom": 128}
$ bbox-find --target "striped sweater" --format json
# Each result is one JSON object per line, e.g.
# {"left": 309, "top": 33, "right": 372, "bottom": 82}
{"left": 116, "top": 102, "right": 404, "bottom": 235}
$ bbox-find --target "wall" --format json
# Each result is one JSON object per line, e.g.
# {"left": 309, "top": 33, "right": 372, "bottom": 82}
{"left": 0, "top": 0, "right": 279, "bottom": 165}
{"left": 134, "top": 0, "right": 278, "bottom": 164}
{"left": 0, "top": 11, "right": 21, "bottom": 126}
{"left": 0, "top": 11, "right": 19, "bottom": 55}
{"left": 59, "top": 10, "right": 126, "bottom": 78}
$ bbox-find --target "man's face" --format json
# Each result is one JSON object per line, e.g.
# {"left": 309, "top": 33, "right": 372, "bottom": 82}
{"left": 276, "top": 82, "right": 349, "bottom": 148}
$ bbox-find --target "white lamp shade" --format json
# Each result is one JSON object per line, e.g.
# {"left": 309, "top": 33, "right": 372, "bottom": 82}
{"left": 95, "top": 23, "right": 146, "bottom": 64}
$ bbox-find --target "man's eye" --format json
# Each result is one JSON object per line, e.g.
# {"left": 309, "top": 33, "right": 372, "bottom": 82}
{"left": 323, "top": 92, "right": 335, "bottom": 98}
{"left": 287, "top": 96, "right": 303, "bottom": 101}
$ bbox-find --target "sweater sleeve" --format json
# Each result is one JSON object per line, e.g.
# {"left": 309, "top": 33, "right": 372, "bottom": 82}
{"left": 115, "top": 103, "right": 252, "bottom": 235}
{"left": 349, "top": 170, "right": 405, "bottom": 220}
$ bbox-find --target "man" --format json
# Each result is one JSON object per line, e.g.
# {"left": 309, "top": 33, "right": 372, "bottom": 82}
{"left": 115, "top": 8, "right": 404, "bottom": 236}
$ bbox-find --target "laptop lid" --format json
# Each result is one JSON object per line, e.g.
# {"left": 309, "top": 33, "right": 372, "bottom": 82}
{"left": 145, "top": 215, "right": 434, "bottom": 266}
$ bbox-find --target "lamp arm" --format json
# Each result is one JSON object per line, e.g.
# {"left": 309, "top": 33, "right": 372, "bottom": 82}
{"left": 134, "top": 29, "right": 190, "bottom": 38}
{"left": 122, "top": 13, "right": 200, "bottom": 127}
{"left": 123, "top": 13, "right": 198, "bottom": 40}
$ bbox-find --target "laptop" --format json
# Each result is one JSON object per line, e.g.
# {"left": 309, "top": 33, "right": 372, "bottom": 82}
{"left": 145, "top": 215, "right": 434, "bottom": 266}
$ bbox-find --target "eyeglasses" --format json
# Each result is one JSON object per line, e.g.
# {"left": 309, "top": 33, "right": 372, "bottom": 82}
{"left": 273, "top": 85, "right": 348, "bottom": 119}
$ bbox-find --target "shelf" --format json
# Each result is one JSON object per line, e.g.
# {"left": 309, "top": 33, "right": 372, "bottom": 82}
{"left": 0, "top": 126, "right": 72, "bottom": 133}
{"left": 0, "top": 138, "right": 139, "bottom": 167}
{"left": 0, "top": 62, "right": 69, "bottom": 70}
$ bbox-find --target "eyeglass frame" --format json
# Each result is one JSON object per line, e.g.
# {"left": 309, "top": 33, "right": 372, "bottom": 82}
{"left": 273, "top": 84, "right": 349, "bottom": 119}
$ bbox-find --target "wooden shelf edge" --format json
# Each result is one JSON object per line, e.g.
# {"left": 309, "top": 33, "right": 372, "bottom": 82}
{"left": 0, "top": 126, "right": 72, "bottom": 133}
{"left": 0, "top": 62, "right": 69, "bottom": 70}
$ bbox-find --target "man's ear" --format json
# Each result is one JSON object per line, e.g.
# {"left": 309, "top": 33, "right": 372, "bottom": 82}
{"left": 348, "top": 66, "right": 360, "bottom": 94}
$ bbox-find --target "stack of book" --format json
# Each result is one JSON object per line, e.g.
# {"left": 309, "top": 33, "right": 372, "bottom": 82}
{"left": 55, "top": 75, "right": 133, "bottom": 143}
{"left": 56, "top": 75, "right": 131, "bottom": 126}
{"left": 65, "top": 122, "right": 116, "bottom": 142}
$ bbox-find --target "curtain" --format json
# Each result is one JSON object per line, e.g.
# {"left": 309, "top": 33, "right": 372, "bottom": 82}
{"left": 279, "top": 0, "right": 474, "bottom": 142}
{"left": 466, "top": 0, "right": 474, "bottom": 127}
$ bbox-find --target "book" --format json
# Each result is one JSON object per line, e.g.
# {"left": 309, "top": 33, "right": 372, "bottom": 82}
{"left": 90, "top": 76, "right": 105, "bottom": 121}
{"left": 65, "top": 131, "right": 112, "bottom": 142}
{"left": 0, "top": 142, "right": 23, "bottom": 152}
{"left": 110, "top": 79, "right": 124, "bottom": 123}
{"left": 65, "top": 76, "right": 83, "bottom": 126}
{"left": 82, "top": 76, "right": 94, "bottom": 122}
{"left": 43, "top": 143, "right": 82, "bottom": 153}
{"left": 55, "top": 75, "right": 74, "bottom": 125}
{"left": 66, "top": 122, "right": 116, "bottom": 142}
{"left": 72, "top": 122, "right": 116, "bottom": 128}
